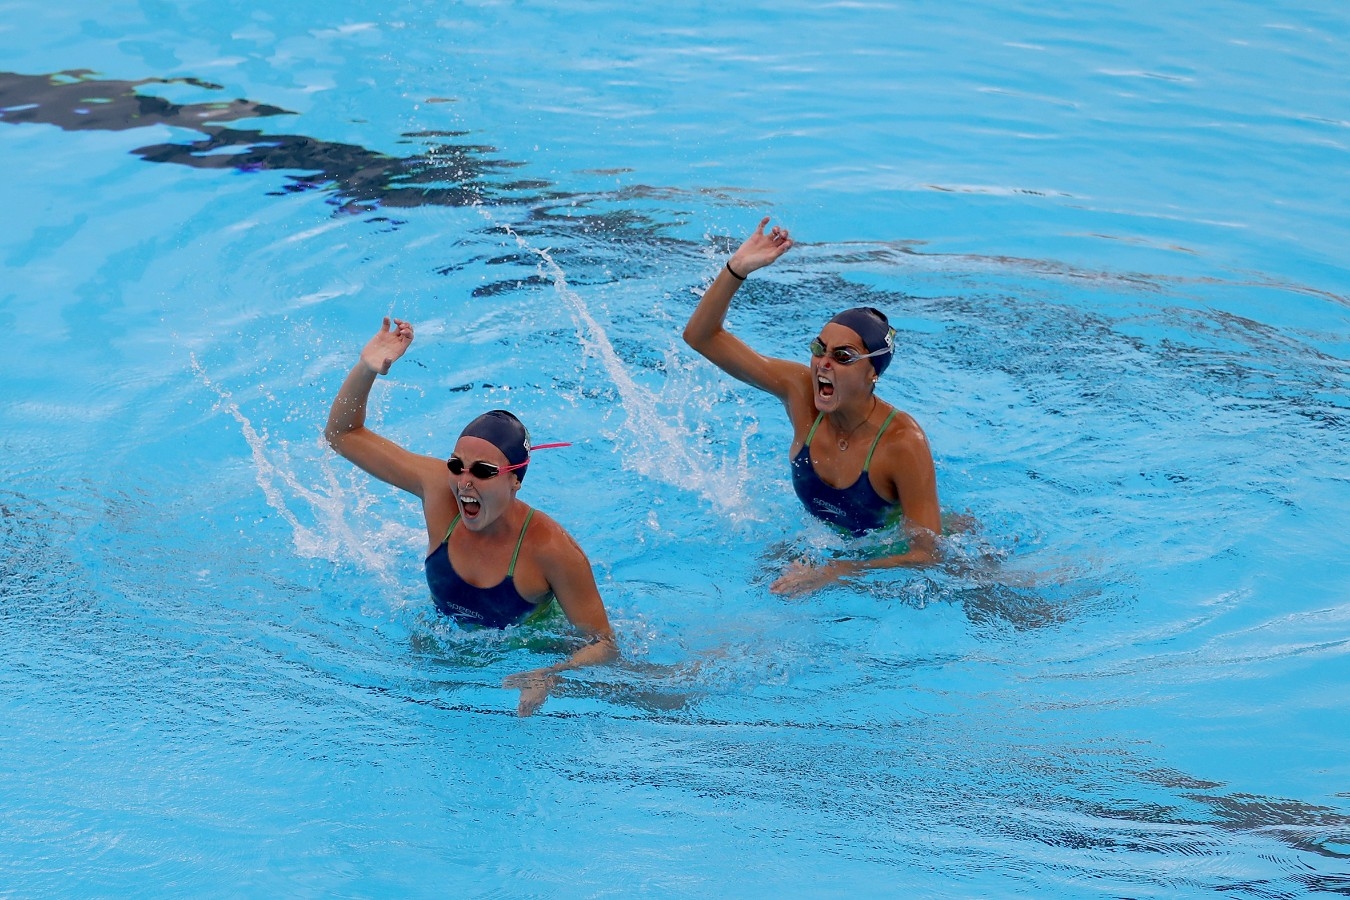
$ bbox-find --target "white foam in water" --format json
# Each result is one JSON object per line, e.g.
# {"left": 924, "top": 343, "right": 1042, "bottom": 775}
{"left": 190, "top": 353, "right": 416, "bottom": 584}
{"left": 475, "top": 205, "right": 760, "bottom": 519}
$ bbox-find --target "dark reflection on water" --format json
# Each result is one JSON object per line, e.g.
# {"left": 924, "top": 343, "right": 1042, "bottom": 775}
{"left": 1189, "top": 792, "right": 1350, "bottom": 860}
{"left": 0, "top": 67, "right": 752, "bottom": 271}
{"left": 133, "top": 126, "right": 541, "bottom": 211}
{"left": 0, "top": 70, "right": 725, "bottom": 240}
{"left": 1155, "top": 307, "right": 1350, "bottom": 436}
{"left": 819, "top": 263, "right": 1349, "bottom": 444}
{"left": 0, "top": 70, "right": 291, "bottom": 131}
{"left": 0, "top": 70, "right": 545, "bottom": 213}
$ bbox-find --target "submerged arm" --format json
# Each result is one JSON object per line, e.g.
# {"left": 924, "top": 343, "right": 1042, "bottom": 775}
{"left": 505, "top": 524, "right": 618, "bottom": 716}
{"left": 771, "top": 420, "right": 942, "bottom": 595}
{"left": 769, "top": 524, "right": 939, "bottom": 597}
{"left": 771, "top": 526, "right": 938, "bottom": 595}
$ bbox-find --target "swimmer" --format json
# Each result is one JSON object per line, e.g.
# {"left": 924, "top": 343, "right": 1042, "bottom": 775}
{"left": 325, "top": 317, "right": 616, "bottom": 715}
{"left": 683, "top": 218, "right": 942, "bottom": 595}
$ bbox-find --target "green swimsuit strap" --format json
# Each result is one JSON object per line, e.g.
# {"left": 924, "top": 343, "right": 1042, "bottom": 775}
{"left": 803, "top": 411, "right": 827, "bottom": 446}
{"left": 803, "top": 409, "right": 897, "bottom": 470}
{"left": 442, "top": 513, "right": 461, "bottom": 544}
{"left": 442, "top": 509, "right": 533, "bottom": 577}
{"left": 862, "top": 409, "right": 898, "bottom": 471}
{"left": 507, "top": 508, "right": 534, "bottom": 578}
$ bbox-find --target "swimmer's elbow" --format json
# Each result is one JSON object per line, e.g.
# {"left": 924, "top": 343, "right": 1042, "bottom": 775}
{"left": 323, "top": 422, "right": 358, "bottom": 457}
{"left": 682, "top": 322, "right": 724, "bottom": 359}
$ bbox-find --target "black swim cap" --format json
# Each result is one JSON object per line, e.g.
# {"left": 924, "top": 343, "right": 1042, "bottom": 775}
{"left": 828, "top": 307, "right": 895, "bottom": 376}
{"left": 459, "top": 409, "right": 531, "bottom": 481}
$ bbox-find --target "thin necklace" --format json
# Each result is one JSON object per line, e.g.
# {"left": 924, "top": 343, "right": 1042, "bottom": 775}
{"left": 831, "top": 397, "right": 876, "bottom": 451}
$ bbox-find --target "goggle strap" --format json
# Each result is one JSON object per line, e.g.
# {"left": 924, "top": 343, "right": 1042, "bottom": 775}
{"left": 447, "top": 441, "right": 572, "bottom": 476}
{"left": 810, "top": 339, "right": 887, "bottom": 364}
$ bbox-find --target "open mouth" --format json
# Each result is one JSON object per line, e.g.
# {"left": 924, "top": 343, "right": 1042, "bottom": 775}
{"left": 458, "top": 492, "right": 482, "bottom": 519}
{"left": 816, "top": 373, "right": 835, "bottom": 399}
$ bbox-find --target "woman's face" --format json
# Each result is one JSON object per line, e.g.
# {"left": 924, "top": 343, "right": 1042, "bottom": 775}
{"left": 448, "top": 436, "right": 520, "bottom": 532}
{"left": 810, "top": 322, "right": 877, "bottom": 413}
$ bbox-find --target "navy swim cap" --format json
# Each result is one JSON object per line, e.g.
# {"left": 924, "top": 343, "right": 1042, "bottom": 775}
{"left": 459, "top": 409, "right": 531, "bottom": 481}
{"left": 828, "top": 307, "right": 895, "bottom": 376}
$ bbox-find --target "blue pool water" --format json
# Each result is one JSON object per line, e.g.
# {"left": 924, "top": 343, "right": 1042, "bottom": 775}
{"left": 2, "top": 1, "right": 1348, "bottom": 896}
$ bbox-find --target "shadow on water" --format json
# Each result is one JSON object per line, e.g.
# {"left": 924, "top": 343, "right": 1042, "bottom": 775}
{"left": 539, "top": 688, "right": 1350, "bottom": 886}
{"left": 0, "top": 70, "right": 544, "bottom": 213}
{"left": 0, "top": 69, "right": 720, "bottom": 243}
{"left": 7, "top": 68, "right": 1348, "bottom": 306}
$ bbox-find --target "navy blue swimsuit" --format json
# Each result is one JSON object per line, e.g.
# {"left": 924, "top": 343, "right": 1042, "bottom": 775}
{"left": 790, "top": 409, "right": 899, "bottom": 536}
{"left": 424, "top": 509, "right": 552, "bottom": 628}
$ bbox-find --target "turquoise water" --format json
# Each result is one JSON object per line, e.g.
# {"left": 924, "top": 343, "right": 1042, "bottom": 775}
{"left": 2, "top": 1, "right": 1348, "bottom": 896}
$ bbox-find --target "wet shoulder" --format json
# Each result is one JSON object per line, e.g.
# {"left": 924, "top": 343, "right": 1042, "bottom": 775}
{"left": 519, "top": 507, "right": 591, "bottom": 567}
{"left": 871, "top": 407, "right": 934, "bottom": 474}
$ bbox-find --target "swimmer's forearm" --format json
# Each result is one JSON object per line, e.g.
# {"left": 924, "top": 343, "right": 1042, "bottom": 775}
{"left": 686, "top": 218, "right": 793, "bottom": 351}
{"left": 683, "top": 269, "right": 803, "bottom": 399}
{"left": 324, "top": 361, "right": 378, "bottom": 445}
{"left": 508, "top": 634, "right": 616, "bottom": 716}
{"left": 548, "top": 635, "right": 619, "bottom": 674}
{"left": 682, "top": 265, "right": 743, "bottom": 350}
{"left": 853, "top": 549, "right": 936, "bottom": 571}
{"left": 328, "top": 318, "right": 414, "bottom": 447}
{"left": 851, "top": 535, "right": 939, "bottom": 571}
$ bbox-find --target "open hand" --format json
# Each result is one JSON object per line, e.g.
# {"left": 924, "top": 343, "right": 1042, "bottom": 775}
{"left": 770, "top": 558, "right": 859, "bottom": 596}
{"left": 360, "top": 316, "right": 414, "bottom": 375}
{"left": 504, "top": 667, "right": 562, "bottom": 717}
{"left": 728, "top": 216, "right": 794, "bottom": 277}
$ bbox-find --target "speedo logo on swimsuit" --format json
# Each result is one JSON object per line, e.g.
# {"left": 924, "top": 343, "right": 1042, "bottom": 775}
{"left": 815, "top": 499, "right": 849, "bottom": 519}
{"left": 439, "top": 601, "right": 485, "bottom": 624}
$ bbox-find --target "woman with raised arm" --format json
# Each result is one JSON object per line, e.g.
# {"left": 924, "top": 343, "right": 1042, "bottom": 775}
{"left": 325, "top": 317, "right": 616, "bottom": 715}
{"left": 683, "top": 218, "right": 942, "bottom": 596}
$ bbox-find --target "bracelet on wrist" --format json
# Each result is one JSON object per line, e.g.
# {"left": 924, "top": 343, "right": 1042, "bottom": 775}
{"left": 725, "top": 260, "right": 747, "bottom": 281}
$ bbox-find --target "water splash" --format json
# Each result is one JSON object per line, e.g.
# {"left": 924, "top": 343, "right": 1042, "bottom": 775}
{"left": 189, "top": 353, "right": 414, "bottom": 582}
{"left": 474, "top": 206, "right": 759, "bottom": 518}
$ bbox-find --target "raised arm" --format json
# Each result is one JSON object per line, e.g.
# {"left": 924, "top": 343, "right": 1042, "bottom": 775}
{"left": 682, "top": 217, "right": 805, "bottom": 402}
{"left": 324, "top": 317, "right": 434, "bottom": 497}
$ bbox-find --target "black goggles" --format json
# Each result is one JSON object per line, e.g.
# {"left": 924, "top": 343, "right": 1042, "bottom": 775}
{"left": 447, "top": 456, "right": 528, "bottom": 479}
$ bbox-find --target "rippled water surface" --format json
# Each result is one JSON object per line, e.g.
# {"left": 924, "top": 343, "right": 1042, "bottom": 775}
{"left": 2, "top": 1, "right": 1348, "bottom": 896}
